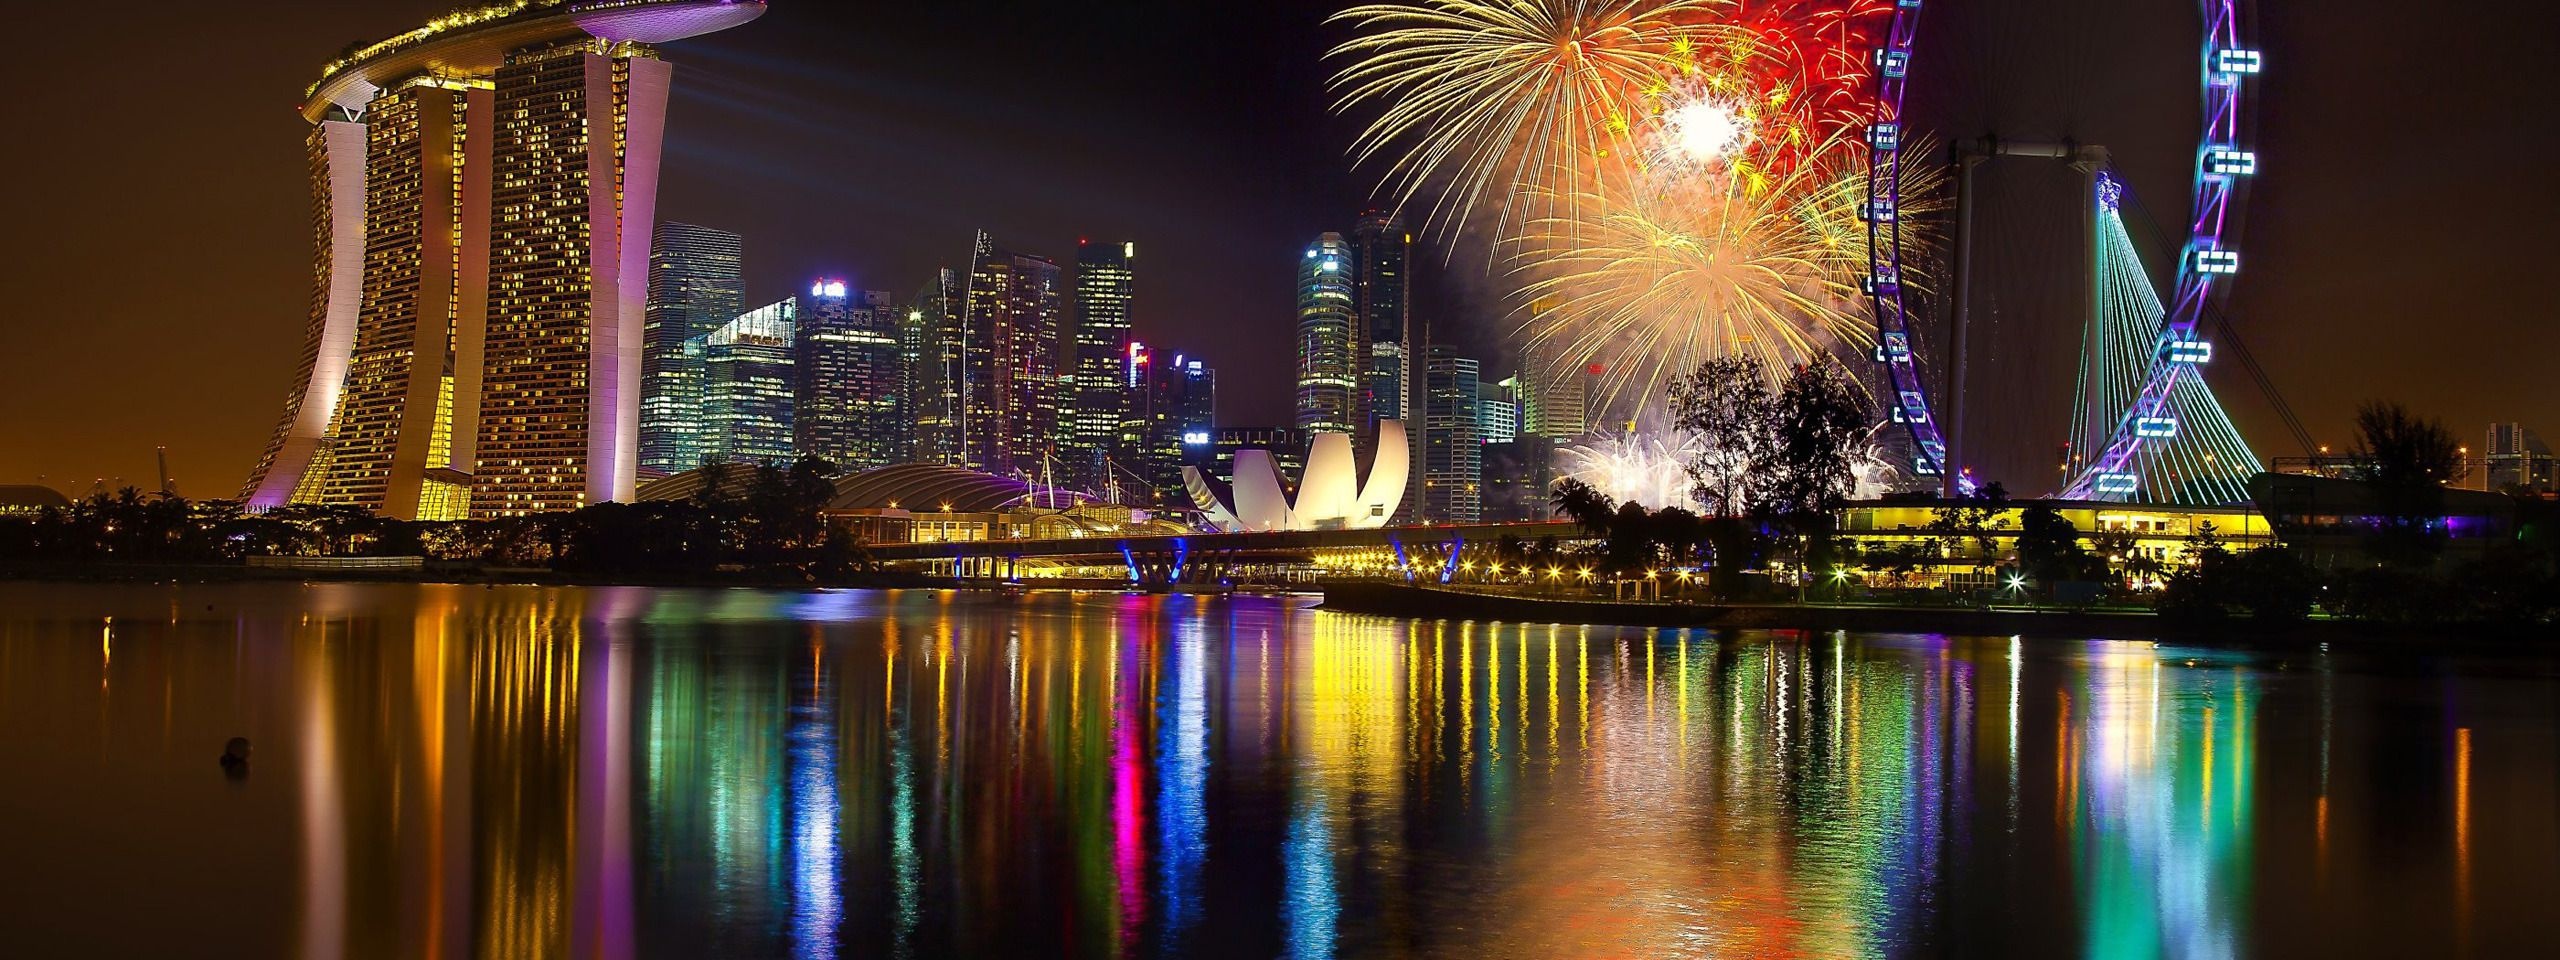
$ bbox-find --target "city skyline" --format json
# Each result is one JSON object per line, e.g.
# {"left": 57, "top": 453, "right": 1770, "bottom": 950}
{"left": 4, "top": 1, "right": 2559, "bottom": 499}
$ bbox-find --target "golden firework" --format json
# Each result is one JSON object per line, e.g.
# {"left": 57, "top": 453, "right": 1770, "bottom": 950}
{"left": 1510, "top": 129, "right": 1946, "bottom": 418}
{"left": 1326, "top": 0, "right": 1744, "bottom": 241}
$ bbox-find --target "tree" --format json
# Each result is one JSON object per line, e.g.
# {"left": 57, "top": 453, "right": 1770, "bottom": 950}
{"left": 1650, "top": 506, "right": 1706, "bottom": 569}
{"left": 2161, "top": 542, "right": 2320, "bottom": 625}
{"left": 1668, "top": 355, "right": 1778, "bottom": 519}
{"left": 2347, "top": 401, "right": 2463, "bottom": 567}
{"left": 2016, "top": 504, "right": 2103, "bottom": 590}
{"left": 1865, "top": 541, "right": 1933, "bottom": 587}
{"left": 1769, "top": 359, "right": 1869, "bottom": 599}
{"left": 1549, "top": 477, "right": 1617, "bottom": 536}
{"left": 1929, "top": 481, "right": 2010, "bottom": 575}
{"left": 1602, "top": 501, "right": 1657, "bottom": 573}
{"left": 2231, "top": 546, "right": 2320, "bottom": 623}
{"left": 1667, "top": 356, "right": 1873, "bottom": 599}
{"left": 2181, "top": 519, "right": 2230, "bottom": 567}
{"left": 1768, "top": 358, "right": 1870, "bottom": 517}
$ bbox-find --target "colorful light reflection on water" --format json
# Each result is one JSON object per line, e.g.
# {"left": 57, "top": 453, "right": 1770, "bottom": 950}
{"left": 2, "top": 582, "right": 2555, "bottom": 958}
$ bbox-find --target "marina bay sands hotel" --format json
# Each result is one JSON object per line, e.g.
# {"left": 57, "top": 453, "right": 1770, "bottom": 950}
{"left": 240, "top": 1, "right": 768, "bottom": 519}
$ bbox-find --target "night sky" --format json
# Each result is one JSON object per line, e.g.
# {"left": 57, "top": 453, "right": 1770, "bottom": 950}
{"left": 4, "top": 0, "right": 2553, "bottom": 496}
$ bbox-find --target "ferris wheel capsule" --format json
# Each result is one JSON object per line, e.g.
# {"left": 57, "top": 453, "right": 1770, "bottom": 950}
{"left": 2204, "top": 149, "right": 2257, "bottom": 177}
{"left": 1866, "top": 122, "right": 1901, "bottom": 152}
{"left": 1873, "top": 48, "right": 1911, "bottom": 79}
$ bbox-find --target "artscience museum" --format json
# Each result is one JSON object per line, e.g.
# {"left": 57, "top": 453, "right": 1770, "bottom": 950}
{"left": 1183, "top": 421, "right": 1410, "bottom": 532}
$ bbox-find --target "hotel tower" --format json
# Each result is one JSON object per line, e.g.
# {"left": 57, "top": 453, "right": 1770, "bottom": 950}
{"left": 240, "top": 1, "right": 767, "bottom": 519}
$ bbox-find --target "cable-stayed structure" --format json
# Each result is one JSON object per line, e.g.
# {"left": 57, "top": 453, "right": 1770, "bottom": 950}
{"left": 2060, "top": 0, "right": 2263, "bottom": 502}
{"left": 1878, "top": 0, "right": 2267, "bottom": 505}
{"left": 2070, "top": 176, "right": 2261, "bottom": 504}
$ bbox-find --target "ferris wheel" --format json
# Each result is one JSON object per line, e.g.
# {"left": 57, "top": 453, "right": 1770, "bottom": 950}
{"left": 1860, "top": 0, "right": 1949, "bottom": 490}
{"left": 1864, "top": 0, "right": 2266, "bottom": 502}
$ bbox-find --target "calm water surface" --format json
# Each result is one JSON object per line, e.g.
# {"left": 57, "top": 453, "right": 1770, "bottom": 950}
{"left": 2, "top": 582, "right": 2554, "bottom": 958}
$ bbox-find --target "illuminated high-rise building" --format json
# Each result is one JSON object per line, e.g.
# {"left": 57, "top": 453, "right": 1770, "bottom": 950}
{"left": 1478, "top": 378, "right": 1519, "bottom": 444}
{"left": 301, "top": 76, "right": 486, "bottom": 520}
{"left": 1482, "top": 435, "right": 1557, "bottom": 523}
{"left": 1068, "top": 240, "right": 1136, "bottom": 492}
{"left": 696, "top": 300, "right": 796, "bottom": 466}
{"left": 905, "top": 269, "right": 963, "bottom": 466}
{"left": 1132, "top": 352, "right": 1217, "bottom": 505}
{"left": 240, "top": 1, "right": 768, "bottom": 518}
{"left": 1350, "top": 212, "right": 1413, "bottom": 441}
{"left": 1295, "top": 233, "right": 1358, "bottom": 435}
{"left": 641, "top": 221, "right": 745, "bottom": 477}
{"left": 1212, "top": 426, "right": 1309, "bottom": 489}
{"left": 1518, "top": 348, "right": 1596, "bottom": 440}
{"left": 795, "top": 281, "right": 903, "bottom": 472}
{"left": 959, "top": 232, "right": 1062, "bottom": 477}
{"left": 1423, "top": 346, "right": 1482, "bottom": 523}
{"left": 2485, "top": 422, "right": 2556, "bottom": 494}
{"left": 1114, "top": 341, "right": 1155, "bottom": 499}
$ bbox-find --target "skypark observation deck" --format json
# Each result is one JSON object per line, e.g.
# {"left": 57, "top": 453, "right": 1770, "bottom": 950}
{"left": 303, "top": 0, "right": 768, "bottom": 119}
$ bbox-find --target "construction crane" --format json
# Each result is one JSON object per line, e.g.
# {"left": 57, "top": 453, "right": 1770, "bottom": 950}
{"left": 155, "top": 446, "right": 180, "bottom": 500}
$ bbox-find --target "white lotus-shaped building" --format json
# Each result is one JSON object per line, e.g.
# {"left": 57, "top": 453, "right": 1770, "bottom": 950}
{"left": 1183, "top": 422, "right": 1409, "bottom": 532}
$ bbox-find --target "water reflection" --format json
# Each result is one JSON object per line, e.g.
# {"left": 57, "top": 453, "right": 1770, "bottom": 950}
{"left": 1, "top": 583, "right": 2555, "bottom": 958}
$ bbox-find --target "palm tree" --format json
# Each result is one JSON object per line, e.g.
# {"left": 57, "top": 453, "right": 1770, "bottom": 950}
{"left": 1550, "top": 477, "right": 1616, "bottom": 536}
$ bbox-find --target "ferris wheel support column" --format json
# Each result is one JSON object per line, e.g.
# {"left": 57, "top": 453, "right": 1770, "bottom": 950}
{"left": 2067, "top": 146, "right": 2111, "bottom": 470}
{"left": 1946, "top": 148, "right": 1983, "bottom": 496}
{"left": 1945, "top": 137, "right": 2107, "bottom": 489}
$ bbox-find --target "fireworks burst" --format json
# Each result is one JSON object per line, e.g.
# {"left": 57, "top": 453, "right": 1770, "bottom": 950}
{"left": 1558, "top": 429, "right": 1706, "bottom": 511}
{"left": 1326, "top": 0, "right": 1743, "bottom": 241}
{"left": 1329, "top": 0, "right": 1933, "bottom": 417}
{"left": 1512, "top": 129, "right": 1944, "bottom": 418}
{"left": 1559, "top": 423, "right": 1907, "bottom": 510}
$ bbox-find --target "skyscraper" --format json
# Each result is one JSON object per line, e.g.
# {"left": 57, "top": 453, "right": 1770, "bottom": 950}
{"left": 241, "top": 1, "right": 769, "bottom": 518}
{"left": 795, "top": 282, "right": 903, "bottom": 472}
{"left": 1114, "top": 341, "right": 1154, "bottom": 500}
{"left": 960, "top": 233, "right": 1063, "bottom": 477}
{"left": 307, "top": 76, "right": 484, "bottom": 521}
{"left": 1518, "top": 349, "right": 1595, "bottom": 440}
{"left": 641, "top": 222, "right": 745, "bottom": 478}
{"left": 1478, "top": 378, "right": 1520, "bottom": 444}
{"left": 1213, "top": 426, "right": 1310, "bottom": 489}
{"left": 2485, "top": 422, "right": 2556, "bottom": 493}
{"left": 1481, "top": 435, "right": 1557, "bottom": 523}
{"left": 696, "top": 300, "right": 796, "bottom": 466}
{"left": 1424, "top": 346, "right": 1482, "bottom": 523}
{"left": 1350, "top": 212, "right": 1413, "bottom": 442}
{"left": 1069, "top": 241, "right": 1136, "bottom": 492}
{"left": 905, "top": 268, "right": 964, "bottom": 466}
{"left": 1295, "top": 233, "right": 1358, "bottom": 435}
{"left": 1134, "top": 352, "right": 1217, "bottom": 504}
